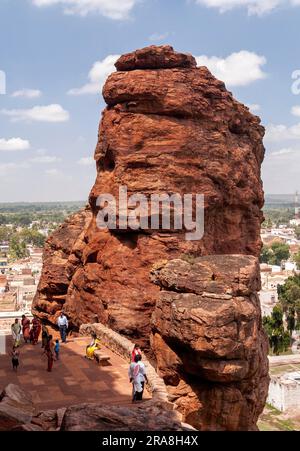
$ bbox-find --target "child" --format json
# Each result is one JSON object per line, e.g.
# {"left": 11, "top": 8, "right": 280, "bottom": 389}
{"left": 54, "top": 339, "right": 60, "bottom": 360}
{"left": 11, "top": 346, "right": 19, "bottom": 371}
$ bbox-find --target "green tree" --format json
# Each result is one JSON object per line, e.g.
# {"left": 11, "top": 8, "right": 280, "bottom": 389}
{"left": 270, "top": 242, "right": 290, "bottom": 266}
{"left": 262, "top": 218, "right": 273, "bottom": 229}
{"left": 0, "top": 226, "right": 12, "bottom": 242}
{"left": 263, "top": 306, "right": 290, "bottom": 355}
{"left": 260, "top": 245, "right": 273, "bottom": 264}
{"left": 19, "top": 228, "right": 45, "bottom": 247}
{"left": 286, "top": 308, "right": 296, "bottom": 341}
{"left": 9, "top": 236, "right": 29, "bottom": 260}
{"left": 278, "top": 274, "right": 300, "bottom": 332}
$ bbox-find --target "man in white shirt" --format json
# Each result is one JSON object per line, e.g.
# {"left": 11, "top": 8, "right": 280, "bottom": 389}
{"left": 57, "top": 312, "right": 68, "bottom": 343}
{"left": 128, "top": 354, "right": 148, "bottom": 402}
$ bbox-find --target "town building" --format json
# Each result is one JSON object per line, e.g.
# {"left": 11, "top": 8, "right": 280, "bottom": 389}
{"left": 268, "top": 371, "right": 300, "bottom": 412}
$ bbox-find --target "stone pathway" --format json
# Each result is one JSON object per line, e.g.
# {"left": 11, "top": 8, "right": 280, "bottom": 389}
{"left": 0, "top": 335, "right": 150, "bottom": 411}
{"left": 269, "top": 354, "right": 300, "bottom": 366}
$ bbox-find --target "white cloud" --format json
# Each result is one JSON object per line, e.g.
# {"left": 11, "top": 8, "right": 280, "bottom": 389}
{"left": 195, "top": 51, "right": 267, "bottom": 87}
{"left": 0, "top": 138, "right": 30, "bottom": 152}
{"left": 265, "top": 122, "right": 300, "bottom": 142}
{"left": 0, "top": 162, "right": 31, "bottom": 176}
{"left": 30, "top": 155, "right": 62, "bottom": 163}
{"left": 270, "top": 148, "right": 295, "bottom": 157}
{"left": 247, "top": 103, "right": 261, "bottom": 113}
{"left": 35, "top": 148, "right": 47, "bottom": 155}
{"left": 291, "top": 105, "right": 300, "bottom": 117}
{"left": 32, "top": 0, "right": 137, "bottom": 19}
{"left": 11, "top": 89, "right": 42, "bottom": 99}
{"left": 0, "top": 163, "right": 17, "bottom": 176}
{"left": 45, "top": 168, "right": 60, "bottom": 175}
{"left": 149, "top": 32, "right": 170, "bottom": 42}
{"left": 1, "top": 104, "right": 70, "bottom": 122}
{"left": 77, "top": 156, "right": 94, "bottom": 165}
{"left": 263, "top": 146, "right": 300, "bottom": 193}
{"left": 192, "top": 0, "right": 297, "bottom": 16}
{"left": 45, "top": 168, "right": 72, "bottom": 181}
{"left": 68, "top": 55, "right": 119, "bottom": 95}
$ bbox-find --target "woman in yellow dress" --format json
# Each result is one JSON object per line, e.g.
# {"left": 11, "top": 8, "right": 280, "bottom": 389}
{"left": 86, "top": 332, "right": 100, "bottom": 359}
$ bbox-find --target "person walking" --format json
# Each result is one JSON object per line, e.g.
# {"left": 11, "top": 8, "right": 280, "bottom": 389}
{"left": 11, "top": 319, "right": 21, "bottom": 348}
{"left": 21, "top": 315, "right": 31, "bottom": 344}
{"left": 57, "top": 312, "right": 68, "bottom": 343}
{"left": 11, "top": 346, "right": 20, "bottom": 371}
{"left": 43, "top": 335, "right": 54, "bottom": 372}
{"left": 41, "top": 324, "right": 50, "bottom": 349}
{"left": 128, "top": 354, "right": 148, "bottom": 403}
{"left": 31, "top": 317, "right": 41, "bottom": 345}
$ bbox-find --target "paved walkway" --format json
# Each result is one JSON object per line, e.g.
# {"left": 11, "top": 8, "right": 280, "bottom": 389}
{"left": 269, "top": 354, "right": 300, "bottom": 366}
{"left": 0, "top": 335, "right": 150, "bottom": 411}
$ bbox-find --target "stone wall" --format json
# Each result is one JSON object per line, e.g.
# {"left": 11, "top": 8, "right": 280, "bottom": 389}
{"left": 80, "top": 323, "right": 172, "bottom": 409}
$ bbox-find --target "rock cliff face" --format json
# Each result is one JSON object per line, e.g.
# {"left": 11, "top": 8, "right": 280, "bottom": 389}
{"left": 34, "top": 45, "right": 265, "bottom": 335}
{"left": 150, "top": 255, "right": 269, "bottom": 430}
{"left": 32, "top": 208, "right": 92, "bottom": 324}
{"left": 33, "top": 45, "right": 268, "bottom": 430}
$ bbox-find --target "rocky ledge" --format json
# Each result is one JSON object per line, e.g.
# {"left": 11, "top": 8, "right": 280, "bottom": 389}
{"left": 0, "top": 384, "right": 192, "bottom": 431}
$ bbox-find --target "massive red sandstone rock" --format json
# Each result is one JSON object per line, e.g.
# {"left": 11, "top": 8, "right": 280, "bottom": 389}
{"left": 33, "top": 45, "right": 268, "bottom": 430}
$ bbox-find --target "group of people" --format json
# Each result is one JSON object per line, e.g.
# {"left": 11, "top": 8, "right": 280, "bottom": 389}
{"left": 85, "top": 336, "right": 148, "bottom": 402}
{"left": 11, "top": 313, "right": 148, "bottom": 403}
{"left": 10, "top": 312, "right": 67, "bottom": 372}
{"left": 10, "top": 316, "right": 42, "bottom": 371}
{"left": 11, "top": 315, "right": 41, "bottom": 348}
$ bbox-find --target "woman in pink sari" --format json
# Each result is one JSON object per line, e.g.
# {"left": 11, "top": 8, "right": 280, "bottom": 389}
{"left": 21, "top": 315, "right": 31, "bottom": 343}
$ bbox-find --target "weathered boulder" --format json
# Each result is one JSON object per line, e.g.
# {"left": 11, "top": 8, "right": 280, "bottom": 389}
{"left": 0, "top": 384, "right": 35, "bottom": 430}
{"left": 115, "top": 45, "right": 196, "bottom": 71}
{"left": 150, "top": 256, "right": 269, "bottom": 430}
{"left": 60, "top": 403, "right": 188, "bottom": 431}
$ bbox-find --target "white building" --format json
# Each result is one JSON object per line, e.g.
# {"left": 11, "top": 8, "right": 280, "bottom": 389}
{"left": 268, "top": 372, "right": 300, "bottom": 412}
{"left": 290, "top": 219, "right": 300, "bottom": 226}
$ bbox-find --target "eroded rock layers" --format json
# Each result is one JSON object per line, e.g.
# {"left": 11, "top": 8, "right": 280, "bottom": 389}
{"left": 150, "top": 255, "right": 269, "bottom": 430}
{"left": 33, "top": 45, "right": 268, "bottom": 430}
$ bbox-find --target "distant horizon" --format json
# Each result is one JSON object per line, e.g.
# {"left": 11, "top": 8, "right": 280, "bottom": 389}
{"left": 0, "top": 194, "right": 299, "bottom": 205}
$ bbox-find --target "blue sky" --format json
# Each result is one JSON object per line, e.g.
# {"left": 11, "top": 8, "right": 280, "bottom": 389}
{"left": 1, "top": 0, "right": 300, "bottom": 201}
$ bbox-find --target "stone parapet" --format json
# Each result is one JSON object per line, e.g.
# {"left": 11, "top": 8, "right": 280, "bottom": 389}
{"left": 80, "top": 322, "right": 173, "bottom": 409}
